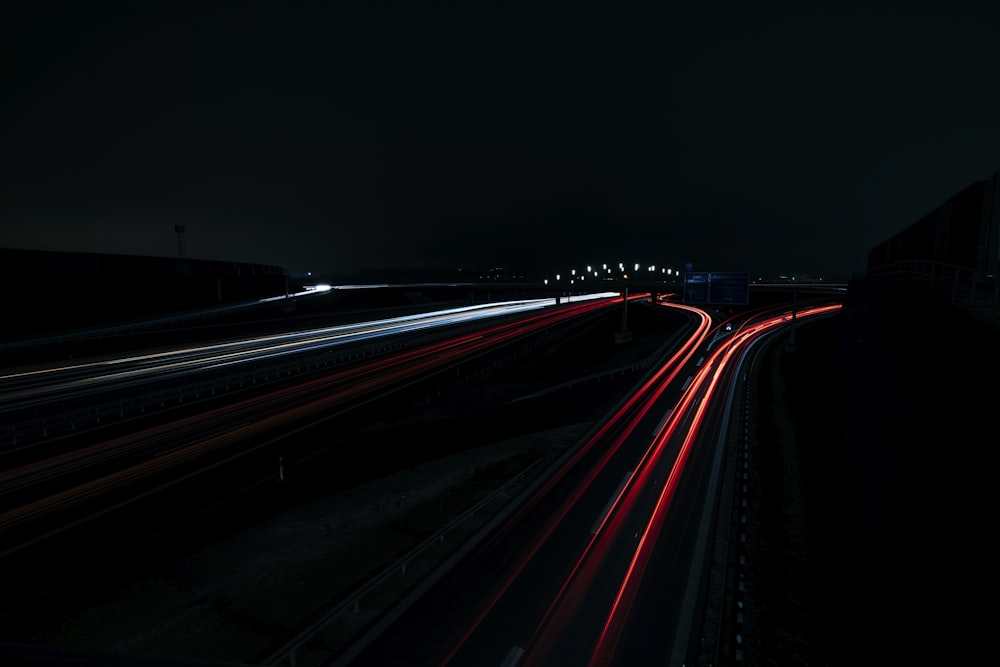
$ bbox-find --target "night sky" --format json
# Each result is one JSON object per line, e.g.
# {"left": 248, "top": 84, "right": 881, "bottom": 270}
{"left": 3, "top": 1, "right": 1000, "bottom": 280}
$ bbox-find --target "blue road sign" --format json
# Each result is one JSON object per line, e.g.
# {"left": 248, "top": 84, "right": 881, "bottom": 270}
{"left": 683, "top": 271, "right": 748, "bottom": 305}
{"left": 683, "top": 271, "right": 709, "bottom": 303}
{"left": 708, "top": 271, "right": 749, "bottom": 305}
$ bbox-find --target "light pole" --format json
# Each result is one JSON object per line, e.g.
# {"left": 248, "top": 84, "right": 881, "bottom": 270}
{"left": 175, "top": 224, "right": 186, "bottom": 259}
{"left": 615, "top": 279, "right": 633, "bottom": 343}
{"left": 785, "top": 284, "right": 798, "bottom": 352}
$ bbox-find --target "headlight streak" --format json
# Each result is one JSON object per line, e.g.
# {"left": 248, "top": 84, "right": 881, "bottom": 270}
{"left": 9, "top": 309, "right": 564, "bottom": 494}
{"left": 0, "top": 298, "right": 624, "bottom": 547}
{"left": 0, "top": 295, "right": 620, "bottom": 405}
{"left": 3, "top": 296, "right": 844, "bottom": 664}
{"left": 0, "top": 331, "right": 489, "bottom": 504}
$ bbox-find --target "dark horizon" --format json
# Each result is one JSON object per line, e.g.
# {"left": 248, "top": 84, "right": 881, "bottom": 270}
{"left": 0, "top": 243, "right": 850, "bottom": 287}
{"left": 3, "top": 2, "right": 1000, "bottom": 281}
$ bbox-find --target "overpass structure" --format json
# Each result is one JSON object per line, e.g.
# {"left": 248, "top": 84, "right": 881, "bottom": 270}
{"left": 865, "top": 169, "right": 1000, "bottom": 329}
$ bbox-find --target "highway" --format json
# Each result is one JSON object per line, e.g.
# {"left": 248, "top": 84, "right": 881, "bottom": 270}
{"left": 1, "top": 292, "right": 619, "bottom": 450}
{"left": 328, "top": 299, "right": 842, "bottom": 667}
{"left": 1, "top": 295, "right": 619, "bottom": 406}
{"left": 0, "top": 284, "right": 844, "bottom": 666}
{"left": 0, "top": 291, "right": 626, "bottom": 613}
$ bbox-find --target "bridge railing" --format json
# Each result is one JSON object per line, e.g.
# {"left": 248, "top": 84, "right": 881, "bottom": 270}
{"left": 864, "top": 259, "right": 1000, "bottom": 327}
{"left": 1, "top": 297, "right": 607, "bottom": 451}
{"left": 1, "top": 334, "right": 412, "bottom": 451}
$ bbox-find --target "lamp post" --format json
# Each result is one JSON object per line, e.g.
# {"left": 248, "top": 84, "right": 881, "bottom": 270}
{"left": 785, "top": 284, "right": 798, "bottom": 352}
{"left": 615, "top": 276, "right": 633, "bottom": 343}
{"left": 175, "top": 224, "right": 186, "bottom": 259}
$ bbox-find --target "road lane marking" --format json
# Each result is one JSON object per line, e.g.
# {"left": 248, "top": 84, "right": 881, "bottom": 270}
{"left": 592, "top": 471, "right": 632, "bottom": 534}
{"left": 653, "top": 409, "right": 672, "bottom": 436}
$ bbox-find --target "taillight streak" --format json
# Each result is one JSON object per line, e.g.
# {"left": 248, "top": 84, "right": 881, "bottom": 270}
{"left": 440, "top": 304, "right": 713, "bottom": 665}
{"left": 588, "top": 303, "right": 841, "bottom": 665}
{"left": 0, "top": 299, "right": 623, "bottom": 541}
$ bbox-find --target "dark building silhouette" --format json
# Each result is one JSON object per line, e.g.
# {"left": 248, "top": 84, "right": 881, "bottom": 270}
{"left": 0, "top": 248, "right": 287, "bottom": 340}
{"left": 867, "top": 170, "right": 1000, "bottom": 275}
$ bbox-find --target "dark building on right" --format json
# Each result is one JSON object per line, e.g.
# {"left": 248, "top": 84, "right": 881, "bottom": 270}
{"left": 817, "top": 169, "right": 1000, "bottom": 665}
{"left": 867, "top": 170, "right": 1000, "bottom": 276}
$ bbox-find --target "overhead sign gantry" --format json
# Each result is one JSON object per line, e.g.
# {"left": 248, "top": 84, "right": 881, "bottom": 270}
{"left": 683, "top": 271, "right": 749, "bottom": 305}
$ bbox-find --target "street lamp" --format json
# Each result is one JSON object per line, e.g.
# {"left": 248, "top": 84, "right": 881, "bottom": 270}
{"left": 175, "top": 224, "right": 186, "bottom": 259}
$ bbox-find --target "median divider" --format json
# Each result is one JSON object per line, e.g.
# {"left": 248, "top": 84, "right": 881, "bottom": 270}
{"left": 260, "top": 459, "right": 543, "bottom": 666}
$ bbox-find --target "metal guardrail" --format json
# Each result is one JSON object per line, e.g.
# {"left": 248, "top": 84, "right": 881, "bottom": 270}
{"left": 512, "top": 319, "right": 691, "bottom": 402}
{"left": 2, "top": 336, "right": 411, "bottom": 450}
{"left": 2, "top": 300, "right": 607, "bottom": 451}
{"left": 260, "top": 459, "right": 544, "bottom": 666}
{"left": 260, "top": 310, "right": 666, "bottom": 666}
